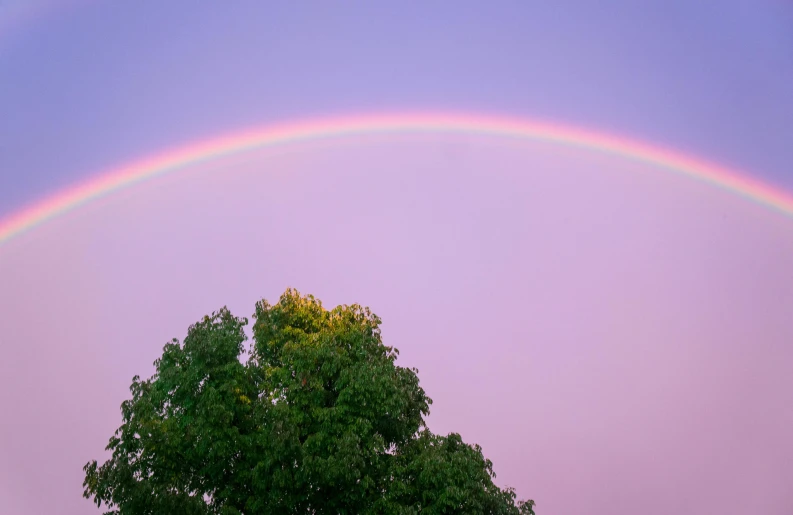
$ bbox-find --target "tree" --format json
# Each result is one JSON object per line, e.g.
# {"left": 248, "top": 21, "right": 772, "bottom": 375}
{"left": 83, "top": 288, "right": 536, "bottom": 514}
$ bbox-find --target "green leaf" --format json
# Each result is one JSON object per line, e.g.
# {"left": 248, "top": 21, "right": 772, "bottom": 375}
{"left": 83, "top": 289, "right": 535, "bottom": 514}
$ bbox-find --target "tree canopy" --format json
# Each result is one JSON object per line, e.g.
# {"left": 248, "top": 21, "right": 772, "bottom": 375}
{"left": 83, "top": 288, "right": 536, "bottom": 514}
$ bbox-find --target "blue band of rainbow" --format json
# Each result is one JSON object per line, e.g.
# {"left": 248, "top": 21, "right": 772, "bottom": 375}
{"left": 2, "top": 112, "right": 792, "bottom": 247}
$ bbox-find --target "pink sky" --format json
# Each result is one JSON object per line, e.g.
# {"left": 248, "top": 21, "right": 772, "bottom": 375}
{"left": 1, "top": 135, "right": 792, "bottom": 513}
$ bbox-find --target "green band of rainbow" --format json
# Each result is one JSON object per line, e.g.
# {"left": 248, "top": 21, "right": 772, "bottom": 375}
{"left": 2, "top": 112, "right": 792, "bottom": 247}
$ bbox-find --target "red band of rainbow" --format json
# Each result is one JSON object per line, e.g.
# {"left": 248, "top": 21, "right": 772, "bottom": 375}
{"left": 2, "top": 112, "right": 792, "bottom": 247}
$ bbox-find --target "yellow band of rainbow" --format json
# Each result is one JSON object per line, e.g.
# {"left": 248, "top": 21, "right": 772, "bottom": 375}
{"left": 2, "top": 112, "right": 792, "bottom": 247}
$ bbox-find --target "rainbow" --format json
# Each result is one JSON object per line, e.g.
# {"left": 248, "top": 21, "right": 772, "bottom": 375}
{"left": 2, "top": 112, "right": 793, "bottom": 247}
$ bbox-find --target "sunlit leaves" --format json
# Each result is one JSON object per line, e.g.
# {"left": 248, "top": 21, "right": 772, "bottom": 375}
{"left": 83, "top": 288, "right": 534, "bottom": 514}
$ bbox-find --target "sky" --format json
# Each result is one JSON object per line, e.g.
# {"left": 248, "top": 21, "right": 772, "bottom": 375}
{"left": 0, "top": 1, "right": 792, "bottom": 514}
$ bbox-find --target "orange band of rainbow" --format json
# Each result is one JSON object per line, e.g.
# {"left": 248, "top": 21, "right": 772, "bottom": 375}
{"left": 2, "top": 112, "right": 792, "bottom": 247}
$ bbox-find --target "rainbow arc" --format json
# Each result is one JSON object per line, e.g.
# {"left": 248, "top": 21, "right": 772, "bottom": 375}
{"left": 2, "top": 112, "right": 792, "bottom": 247}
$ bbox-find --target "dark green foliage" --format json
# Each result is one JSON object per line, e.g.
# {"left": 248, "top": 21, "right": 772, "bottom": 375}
{"left": 84, "top": 289, "right": 535, "bottom": 514}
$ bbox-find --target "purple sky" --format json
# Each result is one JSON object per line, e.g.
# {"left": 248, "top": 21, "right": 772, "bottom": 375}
{"left": 1, "top": 2, "right": 792, "bottom": 514}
